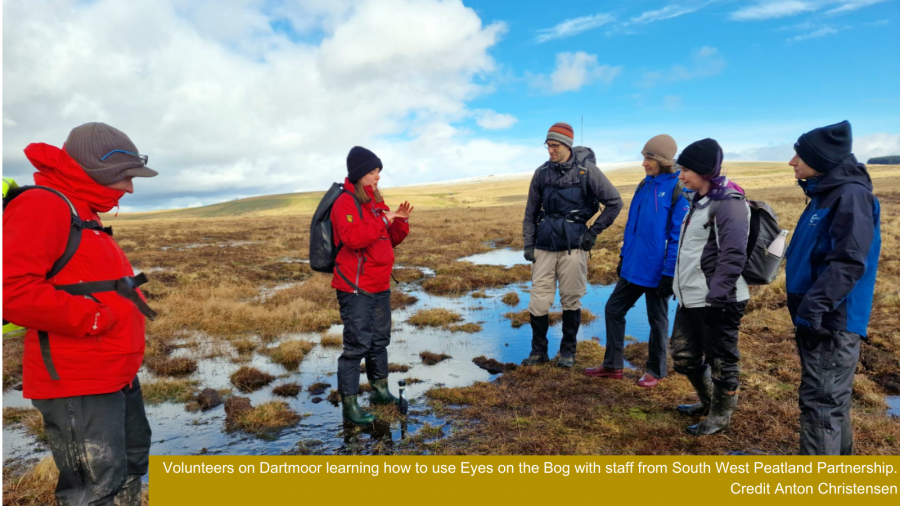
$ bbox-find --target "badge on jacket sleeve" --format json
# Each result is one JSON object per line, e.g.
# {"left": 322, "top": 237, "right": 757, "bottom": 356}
{"left": 346, "top": 215, "right": 353, "bottom": 222}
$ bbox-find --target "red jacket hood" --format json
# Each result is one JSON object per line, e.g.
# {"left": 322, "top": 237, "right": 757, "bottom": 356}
{"left": 24, "top": 143, "right": 125, "bottom": 213}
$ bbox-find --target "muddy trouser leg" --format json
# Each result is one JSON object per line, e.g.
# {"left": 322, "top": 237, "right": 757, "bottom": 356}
{"left": 556, "top": 249, "right": 588, "bottom": 356}
{"left": 337, "top": 290, "right": 375, "bottom": 396}
{"left": 33, "top": 390, "right": 130, "bottom": 506}
{"left": 601, "top": 278, "right": 644, "bottom": 370}
{"left": 112, "top": 376, "right": 151, "bottom": 506}
{"left": 528, "top": 249, "right": 558, "bottom": 355}
{"left": 796, "top": 329, "right": 861, "bottom": 455}
{"left": 669, "top": 306, "right": 706, "bottom": 379}
{"left": 644, "top": 287, "right": 671, "bottom": 379}
{"left": 701, "top": 301, "right": 746, "bottom": 392}
{"left": 364, "top": 290, "right": 392, "bottom": 382}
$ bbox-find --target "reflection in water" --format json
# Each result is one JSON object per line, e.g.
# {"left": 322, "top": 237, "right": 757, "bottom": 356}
{"left": 888, "top": 397, "right": 900, "bottom": 418}
{"left": 457, "top": 248, "right": 527, "bottom": 268}
{"left": 3, "top": 276, "right": 677, "bottom": 462}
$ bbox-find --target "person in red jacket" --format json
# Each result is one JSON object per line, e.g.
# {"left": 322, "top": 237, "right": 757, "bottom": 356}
{"left": 331, "top": 146, "right": 411, "bottom": 424}
{"left": 3, "top": 123, "right": 158, "bottom": 505}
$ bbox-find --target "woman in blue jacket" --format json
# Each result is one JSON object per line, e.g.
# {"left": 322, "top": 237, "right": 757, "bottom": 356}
{"left": 585, "top": 134, "right": 688, "bottom": 387}
{"left": 786, "top": 121, "right": 881, "bottom": 455}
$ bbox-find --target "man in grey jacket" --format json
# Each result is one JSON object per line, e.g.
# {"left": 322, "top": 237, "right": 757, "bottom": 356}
{"left": 522, "top": 122, "right": 622, "bottom": 368}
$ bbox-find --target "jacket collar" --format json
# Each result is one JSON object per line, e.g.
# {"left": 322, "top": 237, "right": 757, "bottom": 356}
{"left": 24, "top": 143, "right": 126, "bottom": 214}
{"left": 798, "top": 154, "right": 872, "bottom": 197}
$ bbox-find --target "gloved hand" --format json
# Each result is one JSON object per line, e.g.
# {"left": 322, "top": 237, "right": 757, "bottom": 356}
{"left": 524, "top": 247, "right": 536, "bottom": 263}
{"left": 580, "top": 232, "right": 597, "bottom": 251}
{"left": 657, "top": 275, "right": 674, "bottom": 299}
{"left": 702, "top": 304, "right": 725, "bottom": 330}
{"left": 616, "top": 256, "right": 623, "bottom": 277}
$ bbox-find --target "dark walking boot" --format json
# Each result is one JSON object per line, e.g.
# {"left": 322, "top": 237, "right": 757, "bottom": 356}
{"left": 687, "top": 387, "right": 738, "bottom": 436}
{"left": 557, "top": 309, "right": 580, "bottom": 367}
{"left": 369, "top": 378, "right": 401, "bottom": 406}
{"left": 677, "top": 368, "right": 713, "bottom": 416}
{"left": 341, "top": 395, "right": 375, "bottom": 425}
{"left": 523, "top": 313, "right": 550, "bottom": 365}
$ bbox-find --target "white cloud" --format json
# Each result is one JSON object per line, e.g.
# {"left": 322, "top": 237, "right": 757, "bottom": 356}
{"left": 535, "top": 13, "right": 615, "bottom": 43}
{"left": 630, "top": 3, "right": 710, "bottom": 25}
{"left": 663, "top": 95, "right": 684, "bottom": 111}
{"left": 474, "top": 110, "right": 518, "bottom": 130}
{"left": 731, "top": 0, "right": 889, "bottom": 20}
{"left": 533, "top": 52, "right": 622, "bottom": 94}
{"left": 730, "top": 1, "right": 817, "bottom": 20}
{"left": 788, "top": 26, "right": 841, "bottom": 41}
{"left": 2, "top": 0, "right": 524, "bottom": 211}
{"left": 641, "top": 46, "right": 726, "bottom": 87}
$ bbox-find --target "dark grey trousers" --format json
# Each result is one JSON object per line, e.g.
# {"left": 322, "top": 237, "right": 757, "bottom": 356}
{"left": 32, "top": 376, "right": 151, "bottom": 506}
{"left": 796, "top": 329, "right": 861, "bottom": 455}
{"left": 670, "top": 302, "right": 747, "bottom": 392}
{"left": 602, "top": 277, "right": 671, "bottom": 378}
{"left": 337, "top": 289, "right": 391, "bottom": 396}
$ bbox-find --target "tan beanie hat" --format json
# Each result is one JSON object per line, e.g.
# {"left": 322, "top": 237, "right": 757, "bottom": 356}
{"left": 641, "top": 134, "right": 677, "bottom": 165}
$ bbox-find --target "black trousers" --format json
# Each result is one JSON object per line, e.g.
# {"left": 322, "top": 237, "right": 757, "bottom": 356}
{"left": 669, "top": 302, "right": 747, "bottom": 392}
{"left": 337, "top": 289, "right": 391, "bottom": 396}
{"left": 32, "top": 376, "right": 151, "bottom": 506}
{"left": 602, "top": 277, "right": 671, "bottom": 378}
{"left": 797, "top": 329, "right": 860, "bottom": 455}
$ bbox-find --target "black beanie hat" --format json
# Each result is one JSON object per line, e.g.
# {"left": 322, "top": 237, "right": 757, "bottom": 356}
{"left": 346, "top": 146, "right": 382, "bottom": 184}
{"left": 794, "top": 120, "right": 852, "bottom": 173}
{"left": 676, "top": 138, "right": 722, "bottom": 177}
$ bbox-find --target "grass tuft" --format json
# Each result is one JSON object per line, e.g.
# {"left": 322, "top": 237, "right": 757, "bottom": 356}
{"left": 266, "top": 339, "right": 316, "bottom": 369}
{"left": 230, "top": 366, "right": 276, "bottom": 393}
{"left": 420, "top": 351, "right": 452, "bottom": 365}
{"left": 142, "top": 379, "right": 200, "bottom": 404}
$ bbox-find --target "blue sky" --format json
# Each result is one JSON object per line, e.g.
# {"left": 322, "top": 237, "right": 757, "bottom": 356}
{"left": 3, "top": 0, "right": 898, "bottom": 211}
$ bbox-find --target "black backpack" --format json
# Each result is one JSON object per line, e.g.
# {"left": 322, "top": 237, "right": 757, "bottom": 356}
{"left": 308, "top": 183, "right": 372, "bottom": 296}
{"left": 708, "top": 191, "right": 784, "bottom": 286}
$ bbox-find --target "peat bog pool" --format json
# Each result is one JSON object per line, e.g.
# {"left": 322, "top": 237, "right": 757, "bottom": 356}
{"left": 3, "top": 256, "right": 676, "bottom": 467}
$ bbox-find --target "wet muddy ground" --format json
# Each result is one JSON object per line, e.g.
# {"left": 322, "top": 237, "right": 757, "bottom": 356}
{"left": 3, "top": 253, "right": 676, "bottom": 464}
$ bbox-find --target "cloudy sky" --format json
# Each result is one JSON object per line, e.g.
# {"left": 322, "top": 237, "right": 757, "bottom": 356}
{"left": 3, "top": 0, "right": 898, "bottom": 211}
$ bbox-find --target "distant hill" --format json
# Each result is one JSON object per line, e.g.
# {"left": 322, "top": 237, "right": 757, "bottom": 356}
{"left": 108, "top": 161, "right": 899, "bottom": 221}
{"left": 868, "top": 155, "right": 900, "bottom": 165}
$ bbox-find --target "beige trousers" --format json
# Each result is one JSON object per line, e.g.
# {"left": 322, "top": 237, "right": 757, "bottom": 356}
{"left": 527, "top": 249, "right": 588, "bottom": 316}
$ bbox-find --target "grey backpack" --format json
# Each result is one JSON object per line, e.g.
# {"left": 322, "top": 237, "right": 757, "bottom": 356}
{"left": 708, "top": 191, "right": 784, "bottom": 286}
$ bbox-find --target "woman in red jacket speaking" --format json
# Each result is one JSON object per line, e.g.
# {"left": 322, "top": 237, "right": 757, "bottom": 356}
{"left": 331, "top": 146, "right": 412, "bottom": 425}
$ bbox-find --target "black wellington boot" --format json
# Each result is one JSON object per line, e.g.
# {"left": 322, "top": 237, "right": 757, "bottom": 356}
{"left": 557, "top": 309, "right": 581, "bottom": 368}
{"left": 677, "top": 368, "right": 713, "bottom": 416}
{"left": 687, "top": 386, "right": 738, "bottom": 436}
{"left": 522, "top": 313, "right": 550, "bottom": 365}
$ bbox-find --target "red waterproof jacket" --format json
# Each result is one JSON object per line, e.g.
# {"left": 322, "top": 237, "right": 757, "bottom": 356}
{"left": 330, "top": 178, "right": 409, "bottom": 293}
{"left": 3, "top": 143, "right": 147, "bottom": 399}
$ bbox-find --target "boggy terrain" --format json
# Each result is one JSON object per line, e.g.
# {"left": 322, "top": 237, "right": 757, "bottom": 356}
{"left": 3, "top": 163, "right": 900, "bottom": 502}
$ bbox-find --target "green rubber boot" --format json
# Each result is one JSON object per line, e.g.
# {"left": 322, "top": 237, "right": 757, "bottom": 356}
{"left": 369, "top": 378, "right": 401, "bottom": 406}
{"left": 341, "top": 394, "right": 375, "bottom": 425}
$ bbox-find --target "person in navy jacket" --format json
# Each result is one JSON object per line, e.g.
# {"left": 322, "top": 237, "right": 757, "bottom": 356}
{"left": 786, "top": 120, "right": 881, "bottom": 455}
{"left": 584, "top": 134, "right": 688, "bottom": 387}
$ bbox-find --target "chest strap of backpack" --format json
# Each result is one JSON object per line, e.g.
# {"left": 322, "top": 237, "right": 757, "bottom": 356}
{"left": 54, "top": 272, "right": 158, "bottom": 321}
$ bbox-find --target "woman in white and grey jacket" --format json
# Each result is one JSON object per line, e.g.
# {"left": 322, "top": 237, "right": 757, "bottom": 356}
{"left": 670, "top": 138, "right": 750, "bottom": 436}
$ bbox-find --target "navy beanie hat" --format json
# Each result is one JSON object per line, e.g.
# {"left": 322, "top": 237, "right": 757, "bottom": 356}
{"left": 346, "top": 146, "right": 382, "bottom": 184}
{"left": 676, "top": 138, "right": 722, "bottom": 178}
{"left": 794, "top": 120, "right": 852, "bottom": 173}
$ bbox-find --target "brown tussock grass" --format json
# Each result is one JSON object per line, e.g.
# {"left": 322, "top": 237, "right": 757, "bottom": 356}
{"left": 388, "top": 363, "right": 411, "bottom": 373}
{"left": 320, "top": 332, "right": 343, "bottom": 348}
{"left": 272, "top": 383, "right": 302, "bottom": 397}
{"left": 391, "top": 290, "right": 419, "bottom": 310}
{"left": 504, "top": 308, "right": 597, "bottom": 328}
{"left": 228, "top": 401, "right": 303, "bottom": 434}
{"left": 308, "top": 382, "right": 331, "bottom": 393}
{"left": 142, "top": 379, "right": 200, "bottom": 404}
{"left": 408, "top": 308, "right": 462, "bottom": 327}
{"left": 420, "top": 351, "right": 452, "bottom": 365}
{"left": 230, "top": 366, "right": 276, "bottom": 393}
{"left": 403, "top": 377, "right": 425, "bottom": 384}
{"left": 266, "top": 339, "right": 316, "bottom": 369}
{"left": 422, "top": 263, "right": 531, "bottom": 296}
{"left": 2, "top": 457, "right": 59, "bottom": 505}
{"left": 144, "top": 356, "right": 198, "bottom": 377}
{"left": 448, "top": 323, "right": 483, "bottom": 333}
{"left": 231, "top": 338, "right": 259, "bottom": 354}
{"left": 2, "top": 407, "right": 46, "bottom": 443}
{"left": 392, "top": 268, "right": 425, "bottom": 283}
{"left": 501, "top": 292, "right": 520, "bottom": 306}
{"left": 3, "top": 336, "right": 24, "bottom": 389}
